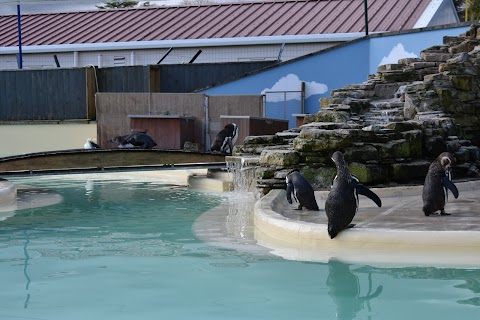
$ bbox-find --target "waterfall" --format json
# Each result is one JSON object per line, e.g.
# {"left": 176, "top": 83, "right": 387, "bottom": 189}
{"left": 224, "top": 156, "right": 258, "bottom": 242}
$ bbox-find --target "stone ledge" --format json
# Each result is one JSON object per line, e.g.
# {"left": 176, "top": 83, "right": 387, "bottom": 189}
{"left": 254, "top": 181, "right": 480, "bottom": 267}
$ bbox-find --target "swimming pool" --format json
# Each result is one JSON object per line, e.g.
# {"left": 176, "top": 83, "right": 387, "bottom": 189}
{"left": 0, "top": 173, "right": 479, "bottom": 319}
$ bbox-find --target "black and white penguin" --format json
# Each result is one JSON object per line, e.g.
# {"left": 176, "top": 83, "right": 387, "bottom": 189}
{"left": 325, "top": 151, "right": 382, "bottom": 239}
{"left": 422, "top": 152, "right": 459, "bottom": 216}
{"left": 125, "top": 132, "right": 157, "bottom": 149}
{"left": 211, "top": 123, "right": 238, "bottom": 155}
{"left": 326, "top": 258, "right": 383, "bottom": 320}
{"left": 108, "top": 131, "right": 157, "bottom": 149}
{"left": 84, "top": 138, "right": 100, "bottom": 149}
{"left": 285, "top": 171, "right": 319, "bottom": 211}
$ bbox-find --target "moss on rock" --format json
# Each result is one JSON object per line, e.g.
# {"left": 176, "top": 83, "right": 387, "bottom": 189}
{"left": 300, "top": 166, "right": 337, "bottom": 189}
{"left": 293, "top": 129, "right": 352, "bottom": 152}
{"left": 259, "top": 149, "right": 301, "bottom": 166}
{"left": 349, "top": 162, "right": 386, "bottom": 184}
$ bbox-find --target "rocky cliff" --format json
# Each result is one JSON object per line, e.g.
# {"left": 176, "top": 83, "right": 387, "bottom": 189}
{"left": 233, "top": 24, "right": 480, "bottom": 196}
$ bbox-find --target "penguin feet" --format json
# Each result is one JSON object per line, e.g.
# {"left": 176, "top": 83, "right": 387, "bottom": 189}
{"left": 440, "top": 209, "right": 451, "bottom": 216}
{"left": 294, "top": 205, "right": 303, "bottom": 211}
{"left": 347, "top": 223, "right": 356, "bottom": 229}
{"left": 423, "top": 207, "right": 432, "bottom": 216}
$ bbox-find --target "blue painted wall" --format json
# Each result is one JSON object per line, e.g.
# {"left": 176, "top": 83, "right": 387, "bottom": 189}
{"left": 369, "top": 26, "right": 470, "bottom": 74}
{"left": 202, "top": 25, "right": 470, "bottom": 128}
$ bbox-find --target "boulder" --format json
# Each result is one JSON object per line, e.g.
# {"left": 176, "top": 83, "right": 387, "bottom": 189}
{"left": 259, "top": 149, "right": 301, "bottom": 166}
{"left": 349, "top": 162, "right": 386, "bottom": 184}
{"left": 293, "top": 129, "right": 352, "bottom": 152}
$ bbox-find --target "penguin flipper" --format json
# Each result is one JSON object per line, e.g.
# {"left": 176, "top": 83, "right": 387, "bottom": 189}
{"left": 227, "top": 138, "right": 234, "bottom": 155}
{"left": 442, "top": 176, "right": 459, "bottom": 199}
{"left": 356, "top": 184, "right": 382, "bottom": 207}
{"left": 286, "top": 183, "right": 294, "bottom": 204}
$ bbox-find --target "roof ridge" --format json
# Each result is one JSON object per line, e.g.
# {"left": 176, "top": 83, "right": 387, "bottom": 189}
{"left": 0, "top": 0, "right": 330, "bottom": 17}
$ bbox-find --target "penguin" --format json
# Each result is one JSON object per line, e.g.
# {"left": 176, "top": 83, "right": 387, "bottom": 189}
{"left": 108, "top": 134, "right": 136, "bottom": 148}
{"left": 326, "top": 258, "right": 383, "bottom": 320}
{"left": 108, "top": 131, "right": 157, "bottom": 149}
{"left": 211, "top": 123, "right": 238, "bottom": 155}
{"left": 422, "top": 152, "right": 459, "bottom": 216}
{"left": 84, "top": 138, "right": 100, "bottom": 149}
{"left": 125, "top": 132, "right": 157, "bottom": 149}
{"left": 285, "top": 171, "right": 319, "bottom": 211}
{"left": 325, "top": 151, "right": 382, "bottom": 239}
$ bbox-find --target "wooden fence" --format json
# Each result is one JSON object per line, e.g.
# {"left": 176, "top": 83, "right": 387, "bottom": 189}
{"left": 96, "top": 93, "right": 264, "bottom": 151}
{"left": 0, "top": 67, "right": 96, "bottom": 121}
{"left": 0, "top": 62, "right": 272, "bottom": 122}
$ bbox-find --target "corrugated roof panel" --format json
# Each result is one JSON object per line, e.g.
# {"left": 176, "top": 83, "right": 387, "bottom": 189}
{"left": 256, "top": 1, "right": 301, "bottom": 36}
{"left": 386, "top": 0, "right": 413, "bottom": 30}
{"left": 224, "top": 3, "right": 273, "bottom": 38}
{"left": 201, "top": 4, "right": 247, "bottom": 38}
{"left": 145, "top": 6, "right": 193, "bottom": 40}
{"left": 327, "top": 0, "right": 364, "bottom": 33}
{"left": 155, "top": 6, "right": 202, "bottom": 39}
{"left": 318, "top": 1, "right": 355, "bottom": 33}
{"left": 82, "top": 11, "right": 128, "bottom": 43}
{"left": 169, "top": 5, "right": 213, "bottom": 39}
{"left": 54, "top": 12, "right": 96, "bottom": 44}
{"left": 219, "top": 3, "right": 263, "bottom": 38}
{"left": 185, "top": 5, "right": 232, "bottom": 39}
{"left": 361, "top": 0, "right": 388, "bottom": 32}
{"left": 168, "top": 5, "right": 219, "bottom": 39}
{"left": 402, "top": 0, "right": 432, "bottom": 29}
{"left": 133, "top": 8, "right": 181, "bottom": 41}
{"left": 0, "top": 0, "right": 450, "bottom": 47}
{"left": 284, "top": 1, "right": 323, "bottom": 35}
{"left": 236, "top": 2, "right": 280, "bottom": 37}
{"left": 27, "top": 13, "right": 82, "bottom": 45}
{"left": 101, "top": 9, "right": 148, "bottom": 42}
{"left": 303, "top": 1, "right": 342, "bottom": 34}
{"left": 0, "top": 16, "right": 18, "bottom": 46}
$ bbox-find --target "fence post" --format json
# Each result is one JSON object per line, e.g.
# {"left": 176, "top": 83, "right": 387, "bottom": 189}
{"left": 16, "top": 5, "right": 23, "bottom": 69}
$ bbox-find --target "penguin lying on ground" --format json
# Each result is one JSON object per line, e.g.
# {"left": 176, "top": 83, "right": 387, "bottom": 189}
{"left": 422, "top": 152, "right": 459, "bottom": 216}
{"left": 108, "top": 131, "right": 157, "bottom": 149}
{"left": 285, "top": 171, "right": 319, "bottom": 211}
{"left": 211, "top": 123, "right": 238, "bottom": 155}
{"left": 84, "top": 138, "right": 100, "bottom": 149}
{"left": 325, "top": 151, "right": 382, "bottom": 239}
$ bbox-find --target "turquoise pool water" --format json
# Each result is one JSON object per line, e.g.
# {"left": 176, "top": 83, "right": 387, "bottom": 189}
{"left": 0, "top": 174, "right": 479, "bottom": 320}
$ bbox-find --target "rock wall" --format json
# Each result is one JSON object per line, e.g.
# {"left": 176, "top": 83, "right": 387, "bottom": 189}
{"left": 233, "top": 25, "right": 480, "bottom": 196}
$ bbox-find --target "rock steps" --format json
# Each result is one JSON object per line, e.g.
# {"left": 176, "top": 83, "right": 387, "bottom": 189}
{"left": 232, "top": 25, "right": 480, "bottom": 196}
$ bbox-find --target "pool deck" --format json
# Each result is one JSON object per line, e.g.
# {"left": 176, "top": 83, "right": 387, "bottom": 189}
{"left": 254, "top": 179, "right": 480, "bottom": 267}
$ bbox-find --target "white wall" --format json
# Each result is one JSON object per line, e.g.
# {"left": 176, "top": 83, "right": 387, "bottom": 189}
{"left": 0, "top": 42, "right": 337, "bottom": 70}
{"left": 0, "top": 123, "right": 97, "bottom": 157}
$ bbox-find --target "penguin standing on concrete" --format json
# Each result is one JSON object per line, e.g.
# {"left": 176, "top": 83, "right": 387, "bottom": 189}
{"left": 210, "top": 123, "right": 238, "bottom": 155}
{"left": 325, "top": 151, "right": 382, "bottom": 239}
{"left": 285, "top": 171, "right": 319, "bottom": 211}
{"left": 422, "top": 152, "right": 459, "bottom": 216}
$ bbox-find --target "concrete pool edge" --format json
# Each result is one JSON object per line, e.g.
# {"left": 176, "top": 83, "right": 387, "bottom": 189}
{"left": 254, "top": 185, "right": 480, "bottom": 268}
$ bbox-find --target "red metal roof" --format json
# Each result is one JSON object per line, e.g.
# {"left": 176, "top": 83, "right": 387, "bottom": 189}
{"left": 0, "top": 0, "right": 434, "bottom": 47}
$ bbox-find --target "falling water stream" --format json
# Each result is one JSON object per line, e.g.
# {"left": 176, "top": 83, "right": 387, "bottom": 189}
{"left": 224, "top": 157, "right": 257, "bottom": 242}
